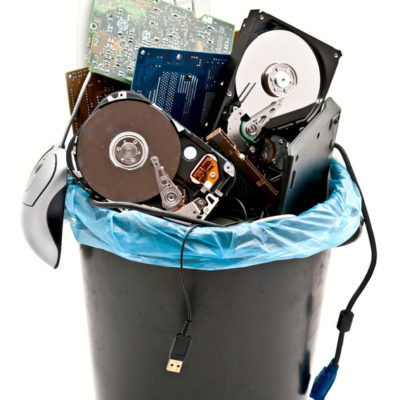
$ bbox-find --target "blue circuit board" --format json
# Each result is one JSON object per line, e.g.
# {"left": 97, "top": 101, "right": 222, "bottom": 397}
{"left": 131, "top": 47, "right": 229, "bottom": 137}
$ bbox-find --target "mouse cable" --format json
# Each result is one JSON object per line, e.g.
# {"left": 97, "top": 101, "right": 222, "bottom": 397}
{"left": 310, "top": 143, "right": 377, "bottom": 400}
{"left": 166, "top": 224, "right": 199, "bottom": 374}
{"left": 179, "top": 225, "right": 198, "bottom": 330}
{"left": 60, "top": 71, "right": 92, "bottom": 149}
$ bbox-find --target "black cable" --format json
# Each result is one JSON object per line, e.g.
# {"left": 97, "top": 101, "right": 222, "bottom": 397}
{"left": 60, "top": 71, "right": 92, "bottom": 149}
{"left": 179, "top": 225, "right": 198, "bottom": 334}
{"left": 166, "top": 225, "right": 198, "bottom": 373}
{"left": 233, "top": 197, "right": 248, "bottom": 220}
{"left": 89, "top": 197, "right": 264, "bottom": 228}
{"left": 332, "top": 143, "right": 377, "bottom": 365}
{"left": 89, "top": 198, "right": 218, "bottom": 227}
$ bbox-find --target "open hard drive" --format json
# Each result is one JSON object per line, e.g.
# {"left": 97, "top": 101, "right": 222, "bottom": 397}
{"left": 206, "top": 10, "right": 341, "bottom": 151}
{"left": 67, "top": 90, "right": 236, "bottom": 221}
{"left": 201, "top": 9, "right": 343, "bottom": 217}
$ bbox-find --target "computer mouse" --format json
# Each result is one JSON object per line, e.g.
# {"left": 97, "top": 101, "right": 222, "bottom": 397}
{"left": 22, "top": 146, "right": 68, "bottom": 268}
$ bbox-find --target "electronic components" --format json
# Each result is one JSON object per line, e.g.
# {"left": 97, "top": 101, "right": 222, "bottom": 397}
{"left": 206, "top": 128, "right": 278, "bottom": 205}
{"left": 88, "top": 0, "right": 235, "bottom": 84}
{"left": 190, "top": 154, "right": 220, "bottom": 190}
{"left": 67, "top": 90, "right": 236, "bottom": 221}
{"left": 65, "top": 7, "right": 343, "bottom": 220}
{"left": 132, "top": 47, "right": 229, "bottom": 137}
{"left": 206, "top": 10, "right": 341, "bottom": 150}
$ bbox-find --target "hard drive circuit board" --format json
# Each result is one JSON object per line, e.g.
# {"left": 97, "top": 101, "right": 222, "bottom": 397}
{"left": 66, "top": 67, "right": 129, "bottom": 133}
{"left": 88, "top": 0, "right": 235, "bottom": 84}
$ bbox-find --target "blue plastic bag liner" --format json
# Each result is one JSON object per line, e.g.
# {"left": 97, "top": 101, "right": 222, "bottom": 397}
{"left": 65, "top": 159, "right": 361, "bottom": 270}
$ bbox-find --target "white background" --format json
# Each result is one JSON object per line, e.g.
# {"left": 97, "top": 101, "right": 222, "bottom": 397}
{"left": 0, "top": 0, "right": 399, "bottom": 399}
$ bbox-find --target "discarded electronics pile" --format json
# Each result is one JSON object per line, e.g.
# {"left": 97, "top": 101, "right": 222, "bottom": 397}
{"left": 22, "top": 0, "right": 344, "bottom": 270}
{"left": 64, "top": 2, "right": 342, "bottom": 225}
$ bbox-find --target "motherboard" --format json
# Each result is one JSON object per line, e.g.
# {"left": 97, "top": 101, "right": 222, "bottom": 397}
{"left": 132, "top": 47, "right": 229, "bottom": 136}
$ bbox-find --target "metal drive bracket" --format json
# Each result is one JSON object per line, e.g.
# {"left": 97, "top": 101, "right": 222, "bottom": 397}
{"left": 175, "top": 192, "right": 219, "bottom": 221}
{"left": 201, "top": 193, "right": 219, "bottom": 220}
{"left": 176, "top": 197, "right": 207, "bottom": 219}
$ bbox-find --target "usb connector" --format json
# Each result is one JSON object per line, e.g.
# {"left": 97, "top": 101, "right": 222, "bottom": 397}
{"left": 166, "top": 359, "right": 183, "bottom": 373}
{"left": 166, "top": 332, "right": 192, "bottom": 374}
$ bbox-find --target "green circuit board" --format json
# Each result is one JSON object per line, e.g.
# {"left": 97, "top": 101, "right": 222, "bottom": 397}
{"left": 88, "top": 0, "right": 235, "bottom": 84}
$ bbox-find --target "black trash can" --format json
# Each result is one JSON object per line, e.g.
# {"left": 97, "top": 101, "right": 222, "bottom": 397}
{"left": 80, "top": 245, "right": 331, "bottom": 400}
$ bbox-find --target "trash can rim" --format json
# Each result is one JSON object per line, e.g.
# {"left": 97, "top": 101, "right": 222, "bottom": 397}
{"left": 65, "top": 158, "right": 362, "bottom": 270}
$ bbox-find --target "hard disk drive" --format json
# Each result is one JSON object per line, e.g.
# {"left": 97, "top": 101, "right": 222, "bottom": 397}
{"left": 67, "top": 90, "right": 236, "bottom": 221}
{"left": 206, "top": 9, "right": 342, "bottom": 152}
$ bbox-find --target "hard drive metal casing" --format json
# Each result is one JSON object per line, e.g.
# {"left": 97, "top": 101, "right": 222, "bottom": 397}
{"left": 277, "top": 97, "right": 341, "bottom": 215}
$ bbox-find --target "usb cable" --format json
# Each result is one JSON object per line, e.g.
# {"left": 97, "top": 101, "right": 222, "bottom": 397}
{"left": 166, "top": 225, "right": 198, "bottom": 373}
